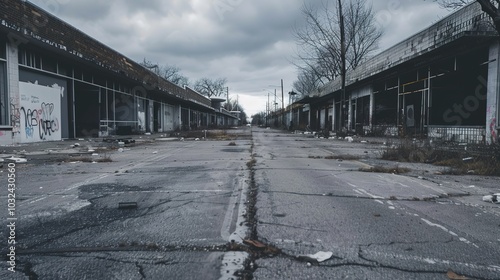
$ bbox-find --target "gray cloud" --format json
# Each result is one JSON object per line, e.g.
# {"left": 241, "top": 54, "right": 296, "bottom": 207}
{"left": 28, "top": 0, "right": 450, "bottom": 116}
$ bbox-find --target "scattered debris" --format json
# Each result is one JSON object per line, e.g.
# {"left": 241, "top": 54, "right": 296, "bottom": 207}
{"left": 153, "top": 151, "right": 158, "bottom": 154}
{"left": 462, "top": 157, "right": 473, "bottom": 162}
{"left": 72, "top": 143, "right": 80, "bottom": 148}
{"left": 346, "top": 137, "right": 354, "bottom": 143}
{"left": 118, "top": 202, "right": 138, "bottom": 209}
{"left": 118, "top": 148, "right": 124, "bottom": 152}
{"left": 228, "top": 142, "right": 237, "bottom": 146}
{"left": 242, "top": 239, "right": 281, "bottom": 255}
{"left": 297, "top": 251, "right": 334, "bottom": 263}
{"left": 482, "top": 194, "right": 499, "bottom": 203}
{"left": 6, "top": 156, "right": 27, "bottom": 163}
{"left": 145, "top": 132, "right": 151, "bottom": 136}
{"left": 195, "top": 138, "right": 200, "bottom": 141}
{"left": 91, "top": 153, "right": 99, "bottom": 156}
{"left": 446, "top": 269, "right": 470, "bottom": 280}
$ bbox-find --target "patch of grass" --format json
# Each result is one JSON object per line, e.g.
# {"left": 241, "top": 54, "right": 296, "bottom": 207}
{"left": 247, "top": 158, "right": 257, "bottom": 169}
{"left": 441, "top": 157, "right": 500, "bottom": 176}
{"left": 65, "top": 155, "right": 112, "bottom": 163}
{"left": 308, "top": 154, "right": 361, "bottom": 160}
{"left": 360, "top": 165, "right": 410, "bottom": 174}
{"left": 308, "top": 155, "right": 322, "bottom": 159}
{"left": 381, "top": 140, "right": 500, "bottom": 176}
{"left": 325, "top": 154, "right": 361, "bottom": 160}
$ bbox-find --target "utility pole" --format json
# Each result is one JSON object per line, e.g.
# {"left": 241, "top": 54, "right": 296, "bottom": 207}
{"left": 338, "top": 0, "right": 346, "bottom": 132}
{"left": 281, "top": 79, "right": 284, "bottom": 126}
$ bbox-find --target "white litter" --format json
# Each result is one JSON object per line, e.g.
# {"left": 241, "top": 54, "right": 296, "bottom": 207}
{"left": 145, "top": 132, "right": 151, "bottom": 136}
{"left": 73, "top": 143, "right": 80, "bottom": 147}
{"left": 195, "top": 138, "right": 200, "bottom": 141}
{"left": 300, "top": 251, "right": 334, "bottom": 263}
{"left": 91, "top": 153, "right": 99, "bottom": 156}
{"left": 118, "top": 141, "right": 125, "bottom": 146}
{"left": 7, "top": 156, "right": 27, "bottom": 163}
{"left": 482, "top": 194, "right": 499, "bottom": 203}
{"left": 88, "top": 149, "right": 95, "bottom": 153}
{"left": 118, "top": 148, "right": 124, "bottom": 152}
{"left": 153, "top": 151, "right": 158, "bottom": 154}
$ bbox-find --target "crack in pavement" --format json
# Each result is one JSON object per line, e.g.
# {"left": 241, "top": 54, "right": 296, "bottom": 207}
{"left": 257, "top": 221, "right": 328, "bottom": 232}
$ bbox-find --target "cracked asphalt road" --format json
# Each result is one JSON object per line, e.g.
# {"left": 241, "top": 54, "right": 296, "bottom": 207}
{"left": 252, "top": 128, "right": 500, "bottom": 280}
{"left": 1, "top": 132, "right": 252, "bottom": 280}
{"left": 1, "top": 127, "right": 499, "bottom": 279}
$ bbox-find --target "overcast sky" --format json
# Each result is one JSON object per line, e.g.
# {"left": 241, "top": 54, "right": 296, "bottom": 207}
{"left": 28, "top": 0, "right": 452, "bottom": 117}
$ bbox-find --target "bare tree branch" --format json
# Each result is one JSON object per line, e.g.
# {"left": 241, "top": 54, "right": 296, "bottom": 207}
{"left": 293, "top": 0, "right": 382, "bottom": 94}
{"left": 193, "top": 78, "right": 227, "bottom": 98}
{"left": 433, "top": 0, "right": 500, "bottom": 33}
{"left": 140, "top": 58, "right": 190, "bottom": 86}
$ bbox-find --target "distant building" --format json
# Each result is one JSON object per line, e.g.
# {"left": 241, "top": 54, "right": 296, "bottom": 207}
{"left": 0, "top": 0, "right": 237, "bottom": 144}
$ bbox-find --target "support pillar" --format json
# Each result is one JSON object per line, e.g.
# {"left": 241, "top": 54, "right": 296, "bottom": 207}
{"left": 487, "top": 41, "right": 500, "bottom": 144}
{"left": 6, "top": 41, "right": 20, "bottom": 144}
{"left": 369, "top": 90, "right": 374, "bottom": 133}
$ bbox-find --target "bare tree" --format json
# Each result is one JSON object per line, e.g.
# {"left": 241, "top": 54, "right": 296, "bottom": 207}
{"left": 224, "top": 98, "right": 248, "bottom": 125}
{"left": 141, "top": 59, "right": 190, "bottom": 86}
{"left": 293, "top": 0, "right": 382, "bottom": 84}
{"left": 292, "top": 67, "right": 322, "bottom": 96}
{"left": 193, "top": 78, "right": 227, "bottom": 98}
{"left": 434, "top": 0, "right": 500, "bottom": 33}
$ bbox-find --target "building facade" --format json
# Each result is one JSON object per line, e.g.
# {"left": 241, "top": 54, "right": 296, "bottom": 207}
{"left": 291, "top": 2, "right": 499, "bottom": 144}
{"left": 0, "top": 0, "right": 237, "bottom": 145}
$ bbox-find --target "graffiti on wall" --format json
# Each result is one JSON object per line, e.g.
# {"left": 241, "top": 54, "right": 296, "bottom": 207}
{"left": 10, "top": 97, "right": 21, "bottom": 135}
{"left": 19, "top": 82, "right": 61, "bottom": 143}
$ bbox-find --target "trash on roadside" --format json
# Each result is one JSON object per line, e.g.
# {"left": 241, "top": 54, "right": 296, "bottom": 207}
{"left": 243, "top": 239, "right": 281, "bottom": 255}
{"left": 462, "top": 157, "right": 473, "bottom": 161}
{"left": 91, "top": 153, "right": 99, "bottom": 156}
{"left": 297, "top": 251, "right": 334, "bottom": 263}
{"left": 346, "top": 137, "right": 353, "bottom": 142}
{"left": 118, "top": 202, "right": 138, "bottom": 209}
{"left": 118, "top": 148, "right": 124, "bottom": 152}
{"left": 482, "top": 194, "right": 499, "bottom": 203}
{"left": 195, "top": 138, "right": 200, "bottom": 141}
{"left": 73, "top": 143, "right": 80, "bottom": 147}
{"left": 153, "top": 151, "right": 158, "bottom": 154}
{"left": 447, "top": 269, "right": 470, "bottom": 280}
{"left": 7, "top": 156, "right": 27, "bottom": 163}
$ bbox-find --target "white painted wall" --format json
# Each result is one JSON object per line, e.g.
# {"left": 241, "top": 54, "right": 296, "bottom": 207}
{"left": 19, "top": 82, "right": 62, "bottom": 143}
